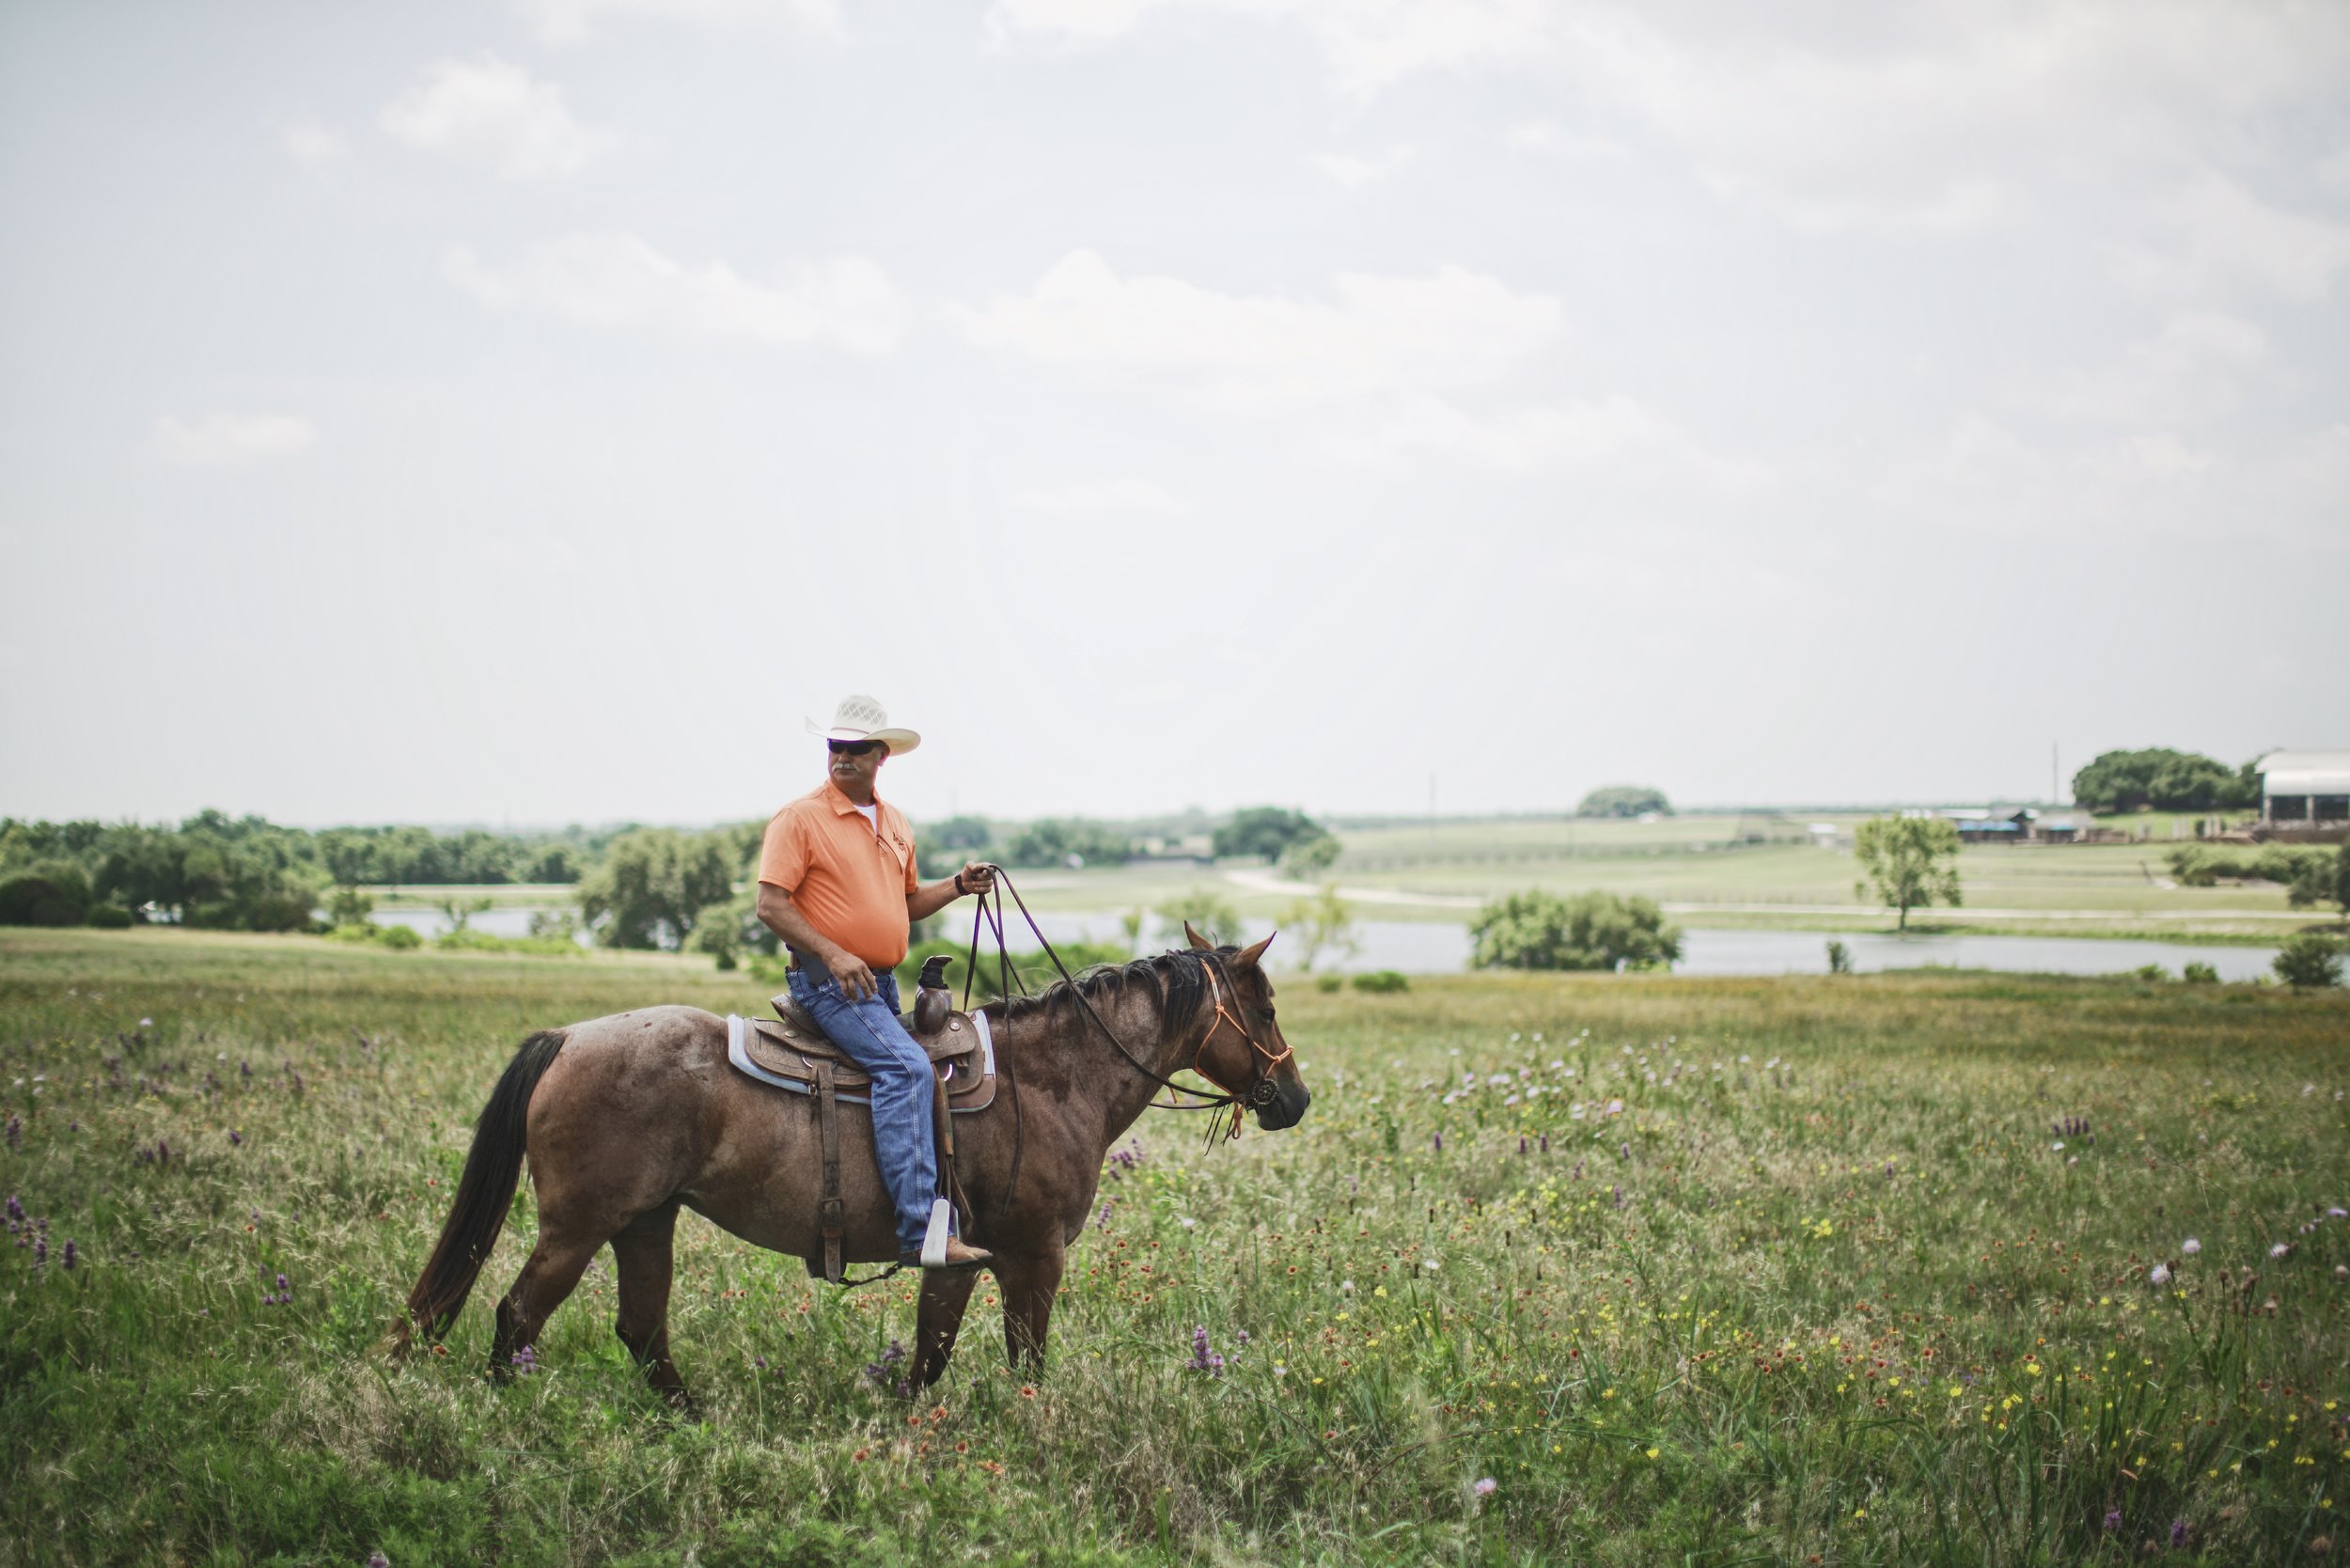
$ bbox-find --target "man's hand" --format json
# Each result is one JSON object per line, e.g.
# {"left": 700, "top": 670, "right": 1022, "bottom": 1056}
{"left": 957, "top": 862, "right": 996, "bottom": 898}
{"left": 826, "top": 949, "right": 881, "bottom": 1002}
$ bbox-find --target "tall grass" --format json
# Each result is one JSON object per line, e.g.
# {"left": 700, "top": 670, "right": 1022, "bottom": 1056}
{"left": 2, "top": 929, "right": 2345, "bottom": 1564}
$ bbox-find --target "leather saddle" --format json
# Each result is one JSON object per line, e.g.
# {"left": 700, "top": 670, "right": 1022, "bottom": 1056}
{"left": 725, "top": 955, "right": 996, "bottom": 1114}
{"left": 722, "top": 955, "right": 996, "bottom": 1284}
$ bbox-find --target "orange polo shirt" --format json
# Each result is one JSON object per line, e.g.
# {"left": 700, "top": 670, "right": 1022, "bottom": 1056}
{"left": 757, "top": 779, "right": 920, "bottom": 969}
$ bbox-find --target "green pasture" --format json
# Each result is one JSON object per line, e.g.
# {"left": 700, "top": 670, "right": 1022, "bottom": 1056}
{"left": 4, "top": 929, "right": 2347, "bottom": 1564}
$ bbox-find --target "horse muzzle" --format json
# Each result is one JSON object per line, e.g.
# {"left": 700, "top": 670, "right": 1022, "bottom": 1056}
{"left": 1252, "top": 1079, "right": 1310, "bottom": 1131}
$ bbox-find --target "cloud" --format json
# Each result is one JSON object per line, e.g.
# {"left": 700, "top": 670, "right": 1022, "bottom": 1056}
{"left": 986, "top": 0, "right": 1545, "bottom": 94}
{"left": 960, "top": 249, "right": 1561, "bottom": 408}
{"left": 380, "top": 55, "right": 617, "bottom": 180}
{"left": 518, "top": 0, "right": 842, "bottom": 44}
{"left": 280, "top": 118, "right": 351, "bottom": 175}
{"left": 1013, "top": 478, "right": 1186, "bottom": 518}
{"left": 446, "top": 233, "right": 905, "bottom": 352}
{"left": 1308, "top": 146, "right": 1415, "bottom": 187}
{"left": 1504, "top": 121, "right": 1624, "bottom": 161}
{"left": 2118, "top": 173, "right": 2350, "bottom": 303}
{"left": 154, "top": 413, "right": 316, "bottom": 467}
{"left": 2019, "top": 313, "right": 2270, "bottom": 428}
{"left": 1371, "top": 393, "right": 1746, "bottom": 480}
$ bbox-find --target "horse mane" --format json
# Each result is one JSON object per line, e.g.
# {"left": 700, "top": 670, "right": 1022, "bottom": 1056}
{"left": 984, "top": 945, "right": 1230, "bottom": 1034}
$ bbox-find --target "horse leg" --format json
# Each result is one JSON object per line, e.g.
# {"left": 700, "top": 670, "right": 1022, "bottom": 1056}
{"left": 610, "top": 1202, "right": 692, "bottom": 1407}
{"left": 489, "top": 1226, "right": 600, "bottom": 1381}
{"left": 994, "top": 1247, "right": 1066, "bottom": 1372}
{"left": 913, "top": 1266, "right": 979, "bottom": 1389}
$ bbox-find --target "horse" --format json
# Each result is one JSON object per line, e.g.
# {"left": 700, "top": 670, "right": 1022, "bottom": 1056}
{"left": 393, "top": 927, "right": 1309, "bottom": 1404}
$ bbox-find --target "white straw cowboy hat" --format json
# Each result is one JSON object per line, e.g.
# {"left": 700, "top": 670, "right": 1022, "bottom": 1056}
{"left": 805, "top": 694, "right": 921, "bottom": 756}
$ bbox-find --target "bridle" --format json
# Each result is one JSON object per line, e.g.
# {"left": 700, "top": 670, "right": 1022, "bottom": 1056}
{"left": 1190, "top": 957, "right": 1294, "bottom": 1134}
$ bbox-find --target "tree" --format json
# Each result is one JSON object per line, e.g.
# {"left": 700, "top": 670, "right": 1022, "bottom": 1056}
{"left": 1153, "top": 887, "right": 1242, "bottom": 946}
{"left": 2071, "top": 748, "right": 2260, "bottom": 813}
{"left": 1005, "top": 819, "right": 1135, "bottom": 870}
{"left": 578, "top": 828, "right": 739, "bottom": 949}
{"left": 0, "top": 861, "right": 92, "bottom": 927}
{"left": 2273, "top": 933, "right": 2342, "bottom": 990}
{"left": 1853, "top": 816, "right": 1963, "bottom": 932}
{"left": 1575, "top": 785, "right": 1672, "bottom": 819}
{"left": 1468, "top": 889, "right": 1681, "bottom": 972}
{"left": 1213, "top": 808, "right": 1325, "bottom": 861}
{"left": 1281, "top": 833, "right": 1340, "bottom": 881}
{"left": 1280, "top": 884, "right": 1358, "bottom": 972}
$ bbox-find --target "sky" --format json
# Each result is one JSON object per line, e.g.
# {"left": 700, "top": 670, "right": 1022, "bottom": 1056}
{"left": 2, "top": 0, "right": 2345, "bottom": 828}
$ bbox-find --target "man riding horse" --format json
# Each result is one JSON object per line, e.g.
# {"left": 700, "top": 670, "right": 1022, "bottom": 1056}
{"left": 753, "top": 694, "right": 996, "bottom": 1272}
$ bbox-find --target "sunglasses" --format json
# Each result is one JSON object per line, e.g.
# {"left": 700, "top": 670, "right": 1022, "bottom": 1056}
{"left": 827, "top": 739, "right": 881, "bottom": 757}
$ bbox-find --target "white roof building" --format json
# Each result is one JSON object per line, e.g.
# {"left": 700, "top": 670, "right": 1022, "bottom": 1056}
{"left": 2257, "top": 750, "right": 2350, "bottom": 822}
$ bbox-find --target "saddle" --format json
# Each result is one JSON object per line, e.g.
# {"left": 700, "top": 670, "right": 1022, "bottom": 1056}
{"left": 723, "top": 955, "right": 995, "bottom": 1283}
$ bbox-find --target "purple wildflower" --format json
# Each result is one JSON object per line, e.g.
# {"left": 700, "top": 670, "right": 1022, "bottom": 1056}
{"left": 228, "top": 1130, "right": 243, "bottom": 1147}
{"left": 1433, "top": 1132, "right": 1443, "bottom": 1152}
{"left": 863, "top": 1339, "right": 907, "bottom": 1392}
{"left": 368, "top": 1553, "right": 391, "bottom": 1568}
{"left": 510, "top": 1344, "right": 538, "bottom": 1375}
{"left": 1518, "top": 1136, "right": 1528, "bottom": 1155}
{"left": 32, "top": 1234, "right": 45, "bottom": 1267}
{"left": 1472, "top": 1477, "right": 1497, "bottom": 1497}
{"left": 4, "top": 1116, "right": 17, "bottom": 1150}
{"left": 1539, "top": 1133, "right": 1549, "bottom": 1152}
{"left": 1612, "top": 1184, "right": 1623, "bottom": 1208}
{"left": 156, "top": 1138, "right": 168, "bottom": 1165}
{"left": 1619, "top": 1141, "right": 1630, "bottom": 1162}
{"left": 1099, "top": 1200, "right": 1112, "bottom": 1227}
{"left": 5, "top": 1196, "right": 20, "bottom": 1225}
{"left": 1188, "top": 1325, "right": 1225, "bottom": 1377}
{"left": 2170, "top": 1519, "right": 2188, "bottom": 1548}
{"left": 60, "top": 1239, "right": 75, "bottom": 1271}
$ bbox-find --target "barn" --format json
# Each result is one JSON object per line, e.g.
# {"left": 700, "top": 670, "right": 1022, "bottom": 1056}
{"left": 2259, "top": 750, "right": 2350, "bottom": 827}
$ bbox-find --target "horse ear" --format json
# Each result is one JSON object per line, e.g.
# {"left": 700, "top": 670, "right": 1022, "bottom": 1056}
{"left": 1237, "top": 931, "right": 1277, "bottom": 968}
{"left": 1183, "top": 921, "right": 1215, "bottom": 950}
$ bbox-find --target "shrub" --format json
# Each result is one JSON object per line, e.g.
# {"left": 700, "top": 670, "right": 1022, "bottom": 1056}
{"left": 1316, "top": 974, "right": 1343, "bottom": 993}
{"left": 2132, "top": 964, "right": 2168, "bottom": 982}
{"left": 325, "top": 886, "right": 374, "bottom": 927}
{"left": 1574, "top": 785, "right": 1671, "bottom": 819}
{"left": 85, "top": 902, "right": 134, "bottom": 930}
{"left": 2273, "top": 933, "right": 2342, "bottom": 990}
{"left": 1351, "top": 969, "right": 1410, "bottom": 994}
{"left": 2182, "top": 961, "right": 2219, "bottom": 984}
{"left": 1212, "top": 808, "right": 1324, "bottom": 862}
{"left": 1153, "top": 889, "right": 1243, "bottom": 947}
{"left": 377, "top": 924, "right": 422, "bottom": 950}
{"left": 0, "top": 861, "right": 93, "bottom": 927}
{"left": 1825, "top": 940, "right": 1852, "bottom": 975}
{"left": 1469, "top": 890, "right": 1681, "bottom": 972}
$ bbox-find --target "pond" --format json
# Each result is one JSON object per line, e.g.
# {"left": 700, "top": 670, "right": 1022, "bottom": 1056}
{"left": 368, "top": 904, "right": 2285, "bottom": 982}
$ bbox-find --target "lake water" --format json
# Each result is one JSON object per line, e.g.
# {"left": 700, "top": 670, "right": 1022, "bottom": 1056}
{"left": 370, "top": 904, "right": 2284, "bottom": 982}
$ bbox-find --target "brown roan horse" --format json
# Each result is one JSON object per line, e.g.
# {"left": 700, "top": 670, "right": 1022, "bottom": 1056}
{"left": 394, "top": 927, "right": 1309, "bottom": 1404}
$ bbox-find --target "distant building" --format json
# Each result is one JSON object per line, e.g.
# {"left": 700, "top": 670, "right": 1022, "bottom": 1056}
{"left": 2258, "top": 750, "right": 2350, "bottom": 827}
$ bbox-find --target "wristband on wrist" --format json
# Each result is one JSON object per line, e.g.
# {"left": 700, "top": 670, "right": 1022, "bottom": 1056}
{"left": 953, "top": 870, "right": 968, "bottom": 896}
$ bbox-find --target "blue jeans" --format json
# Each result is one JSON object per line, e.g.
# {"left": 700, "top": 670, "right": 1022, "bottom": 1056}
{"left": 785, "top": 961, "right": 937, "bottom": 1254}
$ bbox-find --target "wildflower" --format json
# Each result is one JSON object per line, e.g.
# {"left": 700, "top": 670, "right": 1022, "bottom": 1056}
{"left": 228, "top": 1130, "right": 242, "bottom": 1147}
{"left": 2104, "top": 1509, "right": 2121, "bottom": 1533}
{"left": 32, "top": 1235, "right": 45, "bottom": 1267}
{"left": 61, "top": 1239, "right": 75, "bottom": 1271}
{"left": 1188, "top": 1326, "right": 1224, "bottom": 1377}
{"left": 2182, "top": 1237, "right": 2201, "bottom": 1255}
{"left": 2271, "top": 1243, "right": 2290, "bottom": 1259}
{"left": 863, "top": 1339, "right": 908, "bottom": 1391}
{"left": 2150, "top": 1263, "right": 2170, "bottom": 1286}
{"left": 4, "top": 1117, "right": 17, "bottom": 1150}
{"left": 510, "top": 1344, "right": 538, "bottom": 1375}
{"left": 1433, "top": 1133, "right": 1443, "bottom": 1152}
{"left": 4, "top": 1196, "right": 20, "bottom": 1225}
{"left": 368, "top": 1555, "right": 391, "bottom": 1568}
{"left": 2170, "top": 1520, "right": 2189, "bottom": 1549}
{"left": 1472, "top": 1477, "right": 1497, "bottom": 1497}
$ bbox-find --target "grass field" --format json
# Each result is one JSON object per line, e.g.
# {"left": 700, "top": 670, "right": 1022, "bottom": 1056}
{"left": 4, "top": 929, "right": 2347, "bottom": 1564}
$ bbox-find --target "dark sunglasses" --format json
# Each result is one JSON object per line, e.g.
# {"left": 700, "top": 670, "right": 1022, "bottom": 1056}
{"left": 827, "top": 739, "right": 880, "bottom": 757}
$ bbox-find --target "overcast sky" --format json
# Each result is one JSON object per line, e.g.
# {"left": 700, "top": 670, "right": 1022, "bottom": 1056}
{"left": 2, "top": 0, "right": 2345, "bottom": 828}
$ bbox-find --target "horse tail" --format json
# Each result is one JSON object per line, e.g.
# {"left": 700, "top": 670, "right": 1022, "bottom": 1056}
{"left": 396, "top": 1028, "right": 567, "bottom": 1348}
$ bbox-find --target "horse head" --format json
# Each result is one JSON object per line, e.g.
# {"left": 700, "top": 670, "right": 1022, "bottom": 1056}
{"left": 1183, "top": 922, "right": 1311, "bottom": 1131}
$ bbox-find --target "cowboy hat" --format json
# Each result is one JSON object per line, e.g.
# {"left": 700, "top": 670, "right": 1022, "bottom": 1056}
{"left": 805, "top": 693, "right": 921, "bottom": 756}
